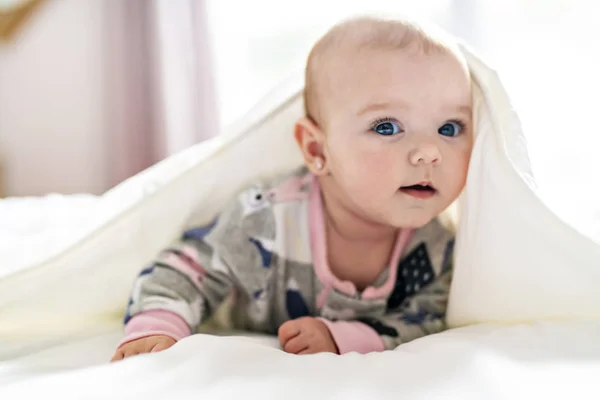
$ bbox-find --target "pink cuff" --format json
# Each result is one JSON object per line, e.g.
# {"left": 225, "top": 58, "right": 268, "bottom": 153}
{"left": 117, "top": 310, "right": 192, "bottom": 349}
{"left": 319, "top": 318, "right": 385, "bottom": 354}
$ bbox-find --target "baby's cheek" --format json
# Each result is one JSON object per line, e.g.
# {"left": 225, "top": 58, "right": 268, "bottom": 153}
{"left": 357, "top": 147, "right": 398, "bottom": 175}
{"left": 445, "top": 151, "right": 470, "bottom": 196}
{"left": 344, "top": 151, "right": 393, "bottom": 191}
{"left": 328, "top": 138, "right": 395, "bottom": 189}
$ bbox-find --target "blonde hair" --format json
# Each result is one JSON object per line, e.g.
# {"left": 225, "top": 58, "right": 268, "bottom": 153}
{"left": 304, "top": 16, "right": 461, "bottom": 125}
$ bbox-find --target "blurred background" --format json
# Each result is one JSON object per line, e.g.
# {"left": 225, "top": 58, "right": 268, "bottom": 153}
{"left": 0, "top": 0, "right": 599, "bottom": 240}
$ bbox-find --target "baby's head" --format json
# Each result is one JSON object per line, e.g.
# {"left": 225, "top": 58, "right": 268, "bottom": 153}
{"left": 295, "top": 17, "right": 473, "bottom": 229}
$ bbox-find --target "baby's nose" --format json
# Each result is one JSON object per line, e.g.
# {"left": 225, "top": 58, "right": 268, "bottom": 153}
{"left": 409, "top": 143, "right": 442, "bottom": 165}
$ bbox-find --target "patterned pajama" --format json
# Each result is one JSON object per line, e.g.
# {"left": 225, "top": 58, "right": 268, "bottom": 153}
{"left": 121, "top": 167, "right": 455, "bottom": 353}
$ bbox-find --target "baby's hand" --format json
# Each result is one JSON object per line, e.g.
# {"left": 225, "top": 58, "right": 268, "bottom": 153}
{"left": 278, "top": 317, "right": 338, "bottom": 355}
{"left": 110, "top": 335, "right": 176, "bottom": 362}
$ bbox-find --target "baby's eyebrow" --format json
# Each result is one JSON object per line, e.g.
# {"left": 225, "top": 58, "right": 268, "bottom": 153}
{"left": 357, "top": 101, "right": 408, "bottom": 116}
{"left": 456, "top": 104, "right": 473, "bottom": 116}
{"left": 357, "top": 101, "right": 473, "bottom": 117}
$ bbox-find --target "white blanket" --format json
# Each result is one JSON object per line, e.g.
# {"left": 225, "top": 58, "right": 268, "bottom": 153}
{"left": 2, "top": 322, "right": 600, "bottom": 399}
{"left": 0, "top": 194, "right": 100, "bottom": 278}
{"left": 1, "top": 29, "right": 600, "bottom": 398}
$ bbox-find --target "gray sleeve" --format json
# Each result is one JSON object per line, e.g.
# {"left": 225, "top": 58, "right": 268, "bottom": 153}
{"left": 122, "top": 185, "right": 255, "bottom": 334}
{"left": 123, "top": 182, "right": 279, "bottom": 335}
{"left": 122, "top": 218, "right": 237, "bottom": 333}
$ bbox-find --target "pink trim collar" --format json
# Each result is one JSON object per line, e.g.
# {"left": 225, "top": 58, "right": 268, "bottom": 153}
{"left": 309, "top": 176, "right": 413, "bottom": 301}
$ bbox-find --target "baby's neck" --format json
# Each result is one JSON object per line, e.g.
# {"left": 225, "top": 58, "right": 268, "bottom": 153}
{"left": 324, "top": 202, "right": 396, "bottom": 244}
{"left": 320, "top": 186, "right": 398, "bottom": 290}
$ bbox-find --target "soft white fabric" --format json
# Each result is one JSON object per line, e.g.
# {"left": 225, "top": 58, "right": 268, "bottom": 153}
{"left": 446, "top": 49, "right": 600, "bottom": 326}
{"left": 0, "top": 194, "right": 100, "bottom": 278}
{"left": 1, "top": 32, "right": 600, "bottom": 398}
{"left": 0, "top": 72, "right": 305, "bottom": 337}
{"left": 2, "top": 322, "right": 600, "bottom": 399}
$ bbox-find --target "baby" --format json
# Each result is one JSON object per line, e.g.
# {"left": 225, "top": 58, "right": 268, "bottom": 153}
{"left": 111, "top": 16, "right": 473, "bottom": 361}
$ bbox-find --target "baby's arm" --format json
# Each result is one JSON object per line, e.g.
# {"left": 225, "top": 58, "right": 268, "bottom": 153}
{"left": 322, "top": 268, "right": 452, "bottom": 354}
{"left": 112, "top": 221, "right": 236, "bottom": 360}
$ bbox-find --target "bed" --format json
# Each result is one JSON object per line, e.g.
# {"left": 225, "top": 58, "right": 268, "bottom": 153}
{"left": 1, "top": 36, "right": 600, "bottom": 399}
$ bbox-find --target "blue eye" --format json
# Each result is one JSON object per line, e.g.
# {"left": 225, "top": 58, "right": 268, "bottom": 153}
{"left": 373, "top": 120, "right": 401, "bottom": 136}
{"left": 438, "top": 122, "right": 463, "bottom": 137}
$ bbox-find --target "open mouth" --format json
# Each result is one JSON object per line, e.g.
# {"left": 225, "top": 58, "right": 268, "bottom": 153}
{"left": 399, "top": 183, "right": 437, "bottom": 199}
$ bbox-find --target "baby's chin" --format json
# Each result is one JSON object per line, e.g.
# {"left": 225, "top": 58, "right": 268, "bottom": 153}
{"left": 378, "top": 210, "right": 437, "bottom": 230}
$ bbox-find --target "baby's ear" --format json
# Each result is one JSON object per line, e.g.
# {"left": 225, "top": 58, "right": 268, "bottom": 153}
{"left": 294, "top": 117, "right": 327, "bottom": 174}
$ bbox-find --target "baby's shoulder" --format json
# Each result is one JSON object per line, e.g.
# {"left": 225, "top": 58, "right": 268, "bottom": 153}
{"left": 196, "top": 167, "right": 313, "bottom": 276}
{"left": 205, "top": 167, "right": 312, "bottom": 242}
{"left": 229, "top": 166, "right": 312, "bottom": 214}
{"left": 241, "top": 166, "right": 312, "bottom": 202}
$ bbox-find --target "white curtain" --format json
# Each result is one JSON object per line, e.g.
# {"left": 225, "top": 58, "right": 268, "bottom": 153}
{"left": 103, "top": 0, "right": 219, "bottom": 188}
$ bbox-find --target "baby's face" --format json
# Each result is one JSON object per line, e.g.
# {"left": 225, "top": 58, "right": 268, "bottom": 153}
{"left": 320, "top": 47, "right": 473, "bottom": 228}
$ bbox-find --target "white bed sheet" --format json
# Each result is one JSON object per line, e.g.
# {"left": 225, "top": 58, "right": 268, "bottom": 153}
{"left": 1, "top": 321, "right": 600, "bottom": 399}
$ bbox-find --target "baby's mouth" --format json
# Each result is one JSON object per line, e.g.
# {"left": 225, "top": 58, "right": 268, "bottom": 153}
{"left": 399, "top": 183, "right": 437, "bottom": 199}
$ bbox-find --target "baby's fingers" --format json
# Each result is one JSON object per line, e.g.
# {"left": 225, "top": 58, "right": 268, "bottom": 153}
{"left": 151, "top": 341, "right": 173, "bottom": 353}
{"left": 298, "top": 347, "right": 317, "bottom": 355}
{"left": 278, "top": 320, "right": 301, "bottom": 344}
{"left": 110, "top": 350, "right": 124, "bottom": 362}
{"left": 110, "top": 346, "right": 139, "bottom": 361}
{"left": 283, "top": 334, "right": 309, "bottom": 354}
